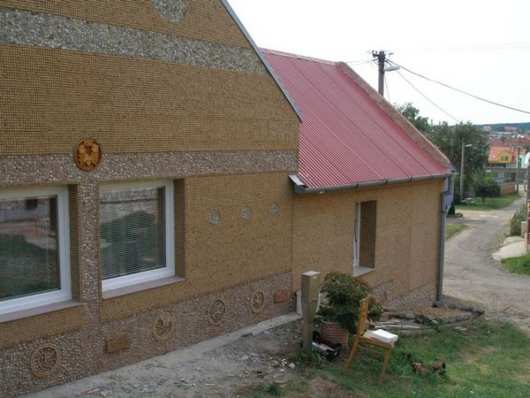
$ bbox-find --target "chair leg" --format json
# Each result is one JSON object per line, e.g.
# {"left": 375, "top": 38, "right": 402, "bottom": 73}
{"left": 379, "top": 349, "right": 392, "bottom": 384}
{"left": 345, "top": 340, "right": 359, "bottom": 368}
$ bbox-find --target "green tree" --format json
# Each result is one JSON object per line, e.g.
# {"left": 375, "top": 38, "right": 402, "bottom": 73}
{"left": 397, "top": 103, "right": 432, "bottom": 134}
{"left": 398, "top": 103, "right": 490, "bottom": 197}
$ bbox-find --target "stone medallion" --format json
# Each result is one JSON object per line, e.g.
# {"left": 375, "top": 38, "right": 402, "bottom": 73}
{"left": 209, "top": 209, "right": 221, "bottom": 225}
{"left": 152, "top": 312, "right": 176, "bottom": 342}
{"left": 250, "top": 291, "right": 266, "bottom": 314}
{"left": 208, "top": 299, "right": 226, "bottom": 325}
{"left": 240, "top": 207, "right": 252, "bottom": 221}
{"left": 74, "top": 139, "right": 102, "bottom": 172}
{"left": 30, "top": 344, "right": 61, "bottom": 379}
{"left": 151, "top": 0, "right": 188, "bottom": 24}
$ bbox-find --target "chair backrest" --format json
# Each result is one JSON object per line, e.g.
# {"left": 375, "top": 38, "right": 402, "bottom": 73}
{"left": 356, "top": 297, "right": 369, "bottom": 336}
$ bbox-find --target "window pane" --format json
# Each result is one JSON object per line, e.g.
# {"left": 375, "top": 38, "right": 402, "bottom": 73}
{"left": 100, "top": 187, "right": 166, "bottom": 280}
{"left": 0, "top": 196, "right": 60, "bottom": 301}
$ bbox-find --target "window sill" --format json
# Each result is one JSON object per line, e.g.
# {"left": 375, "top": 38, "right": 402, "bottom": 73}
{"left": 0, "top": 300, "right": 83, "bottom": 324}
{"left": 102, "top": 276, "right": 185, "bottom": 300}
{"left": 353, "top": 266, "right": 375, "bottom": 278}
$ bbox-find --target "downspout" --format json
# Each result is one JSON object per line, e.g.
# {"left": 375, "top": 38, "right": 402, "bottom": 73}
{"left": 436, "top": 174, "right": 454, "bottom": 304}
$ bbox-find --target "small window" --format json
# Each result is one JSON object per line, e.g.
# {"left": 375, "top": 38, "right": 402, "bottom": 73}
{"left": 0, "top": 187, "right": 71, "bottom": 315}
{"left": 353, "top": 201, "right": 377, "bottom": 274}
{"left": 99, "top": 181, "right": 175, "bottom": 291}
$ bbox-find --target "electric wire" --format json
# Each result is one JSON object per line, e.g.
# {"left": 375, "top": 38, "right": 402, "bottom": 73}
{"left": 396, "top": 71, "right": 460, "bottom": 123}
{"left": 389, "top": 60, "right": 530, "bottom": 116}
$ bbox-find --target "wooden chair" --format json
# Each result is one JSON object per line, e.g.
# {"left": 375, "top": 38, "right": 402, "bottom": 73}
{"left": 345, "top": 297, "right": 397, "bottom": 384}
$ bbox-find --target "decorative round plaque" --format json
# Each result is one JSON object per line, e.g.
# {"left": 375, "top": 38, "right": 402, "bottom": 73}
{"left": 241, "top": 207, "right": 252, "bottom": 221}
{"left": 250, "top": 291, "right": 266, "bottom": 314}
{"left": 152, "top": 312, "right": 176, "bottom": 342}
{"left": 74, "top": 139, "right": 102, "bottom": 172}
{"left": 208, "top": 299, "right": 226, "bottom": 325}
{"left": 31, "top": 344, "right": 61, "bottom": 379}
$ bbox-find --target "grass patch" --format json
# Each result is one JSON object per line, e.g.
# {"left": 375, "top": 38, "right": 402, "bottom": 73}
{"left": 245, "top": 320, "right": 530, "bottom": 398}
{"left": 502, "top": 254, "right": 530, "bottom": 276}
{"left": 445, "top": 224, "right": 468, "bottom": 240}
{"left": 456, "top": 193, "right": 521, "bottom": 211}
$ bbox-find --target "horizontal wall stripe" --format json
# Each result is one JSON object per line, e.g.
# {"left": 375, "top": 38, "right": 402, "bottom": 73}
{"left": 0, "top": 150, "right": 298, "bottom": 186}
{"left": 0, "top": 7, "right": 265, "bottom": 74}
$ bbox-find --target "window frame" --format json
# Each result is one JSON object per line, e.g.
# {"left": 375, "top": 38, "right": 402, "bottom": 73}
{"left": 99, "top": 180, "right": 175, "bottom": 292}
{"left": 0, "top": 186, "right": 72, "bottom": 315}
{"left": 353, "top": 200, "right": 377, "bottom": 277}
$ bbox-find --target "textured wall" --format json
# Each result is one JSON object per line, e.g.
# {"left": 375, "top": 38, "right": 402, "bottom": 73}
{"left": 293, "top": 180, "right": 444, "bottom": 305}
{"left": 0, "top": 0, "right": 249, "bottom": 47}
{"left": 0, "top": 1, "right": 298, "bottom": 156}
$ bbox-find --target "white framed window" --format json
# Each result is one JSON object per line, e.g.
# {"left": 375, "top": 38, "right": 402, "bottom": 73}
{"left": 99, "top": 180, "right": 175, "bottom": 292}
{"left": 0, "top": 186, "right": 71, "bottom": 315}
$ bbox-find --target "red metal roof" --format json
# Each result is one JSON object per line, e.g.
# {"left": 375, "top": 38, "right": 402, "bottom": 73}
{"left": 263, "top": 49, "right": 451, "bottom": 190}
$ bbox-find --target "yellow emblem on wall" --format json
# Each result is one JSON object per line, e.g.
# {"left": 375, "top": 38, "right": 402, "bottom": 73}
{"left": 75, "top": 139, "right": 102, "bottom": 172}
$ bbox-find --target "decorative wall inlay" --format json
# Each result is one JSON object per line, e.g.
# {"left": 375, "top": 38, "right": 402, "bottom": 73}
{"left": 74, "top": 139, "right": 102, "bottom": 172}
{"left": 0, "top": 8, "right": 264, "bottom": 74}
{"left": 271, "top": 203, "right": 281, "bottom": 216}
{"left": 151, "top": 0, "right": 188, "bottom": 24}
{"left": 105, "top": 335, "right": 130, "bottom": 354}
{"left": 152, "top": 312, "right": 176, "bottom": 342}
{"left": 30, "top": 344, "right": 61, "bottom": 379}
{"left": 250, "top": 291, "right": 266, "bottom": 314}
{"left": 240, "top": 207, "right": 252, "bottom": 221}
{"left": 209, "top": 209, "right": 221, "bottom": 225}
{"left": 208, "top": 299, "right": 226, "bottom": 325}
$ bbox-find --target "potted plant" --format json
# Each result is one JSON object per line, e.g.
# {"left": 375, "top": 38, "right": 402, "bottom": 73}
{"left": 317, "top": 272, "right": 382, "bottom": 346}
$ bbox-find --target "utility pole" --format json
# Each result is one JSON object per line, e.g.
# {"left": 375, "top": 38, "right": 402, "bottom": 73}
{"left": 460, "top": 143, "right": 472, "bottom": 199}
{"left": 460, "top": 143, "right": 465, "bottom": 199}
{"left": 372, "top": 51, "right": 386, "bottom": 96}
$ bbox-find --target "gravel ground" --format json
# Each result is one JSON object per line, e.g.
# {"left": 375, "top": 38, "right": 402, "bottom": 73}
{"left": 24, "top": 316, "right": 302, "bottom": 398}
{"left": 444, "top": 197, "right": 530, "bottom": 334}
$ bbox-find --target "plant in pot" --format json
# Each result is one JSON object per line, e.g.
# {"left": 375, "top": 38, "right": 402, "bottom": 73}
{"left": 317, "top": 272, "right": 383, "bottom": 347}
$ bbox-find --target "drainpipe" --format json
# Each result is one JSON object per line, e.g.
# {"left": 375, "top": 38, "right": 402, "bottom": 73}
{"left": 436, "top": 174, "right": 454, "bottom": 304}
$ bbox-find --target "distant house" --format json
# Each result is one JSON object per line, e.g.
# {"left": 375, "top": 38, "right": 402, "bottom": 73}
{"left": 488, "top": 142, "right": 522, "bottom": 194}
{"left": 265, "top": 49, "right": 453, "bottom": 307}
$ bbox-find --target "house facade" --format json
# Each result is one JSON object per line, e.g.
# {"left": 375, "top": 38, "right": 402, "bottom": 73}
{"left": 264, "top": 50, "right": 453, "bottom": 308}
{"left": 0, "top": 2, "right": 299, "bottom": 396}
{"left": 1, "top": 3, "right": 451, "bottom": 397}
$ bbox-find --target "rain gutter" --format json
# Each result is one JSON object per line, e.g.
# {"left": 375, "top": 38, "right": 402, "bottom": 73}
{"left": 290, "top": 173, "right": 452, "bottom": 195}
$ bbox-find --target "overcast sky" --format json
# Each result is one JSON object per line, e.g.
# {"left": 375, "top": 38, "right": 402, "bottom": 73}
{"left": 228, "top": 0, "right": 530, "bottom": 126}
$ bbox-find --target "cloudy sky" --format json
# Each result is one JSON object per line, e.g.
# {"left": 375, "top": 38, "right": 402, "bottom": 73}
{"left": 228, "top": 0, "right": 530, "bottom": 125}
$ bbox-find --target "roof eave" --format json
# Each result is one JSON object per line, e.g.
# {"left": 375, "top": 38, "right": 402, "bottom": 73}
{"left": 290, "top": 173, "right": 453, "bottom": 195}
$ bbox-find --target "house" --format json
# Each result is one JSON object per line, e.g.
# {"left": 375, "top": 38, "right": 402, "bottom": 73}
{"left": 264, "top": 49, "right": 453, "bottom": 307}
{"left": 0, "top": 2, "right": 451, "bottom": 396}
{"left": 487, "top": 142, "right": 520, "bottom": 194}
{"left": 0, "top": 2, "right": 299, "bottom": 396}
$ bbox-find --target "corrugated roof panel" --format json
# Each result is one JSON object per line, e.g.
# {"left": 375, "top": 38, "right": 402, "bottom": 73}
{"left": 263, "top": 49, "right": 449, "bottom": 189}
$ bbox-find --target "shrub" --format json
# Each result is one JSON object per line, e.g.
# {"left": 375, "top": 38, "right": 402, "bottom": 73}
{"left": 474, "top": 177, "right": 500, "bottom": 202}
{"left": 317, "top": 272, "right": 381, "bottom": 334}
{"left": 510, "top": 204, "right": 527, "bottom": 236}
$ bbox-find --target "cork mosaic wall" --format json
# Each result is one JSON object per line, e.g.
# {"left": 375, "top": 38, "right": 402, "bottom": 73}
{"left": 293, "top": 179, "right": 444, "bottom": 306}
{"left": 0, "top": 1, "right": 299, "bottom": 155}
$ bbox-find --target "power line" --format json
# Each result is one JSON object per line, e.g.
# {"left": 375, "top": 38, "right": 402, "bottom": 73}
{"left": 396, "top": 71, "right": 460, "bottom": 123}
{"left": 390, "top": 60, "right": 530, "bottom": 116}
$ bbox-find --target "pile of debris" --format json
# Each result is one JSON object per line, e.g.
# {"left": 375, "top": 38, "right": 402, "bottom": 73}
{"left": 376, "top": 300, "right": 484, "bottom": 335}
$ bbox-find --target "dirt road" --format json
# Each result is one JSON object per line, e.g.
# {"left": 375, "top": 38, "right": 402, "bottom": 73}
{"left": 444, "top": 198, "right": 530, "bottom": 333}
